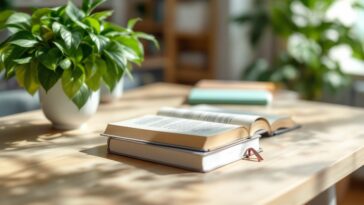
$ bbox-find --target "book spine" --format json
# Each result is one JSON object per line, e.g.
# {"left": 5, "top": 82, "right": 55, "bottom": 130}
{"left": 107, "top": 137, "right": 111, "bottom": 153}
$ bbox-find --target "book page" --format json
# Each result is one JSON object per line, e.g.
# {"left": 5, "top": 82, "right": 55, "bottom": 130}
{"left": 191, "top": 105, "right": 289, "bottom": 124}
{"left": 117, "top": 115, "right": 240, "bottom": 137}
{"left": 157, "top": 107, "right": 261, "bottom": 127}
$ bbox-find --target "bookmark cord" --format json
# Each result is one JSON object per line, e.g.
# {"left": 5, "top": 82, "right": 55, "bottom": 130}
{"left": 245, "top": 148, "right": 263, "bottom": 162}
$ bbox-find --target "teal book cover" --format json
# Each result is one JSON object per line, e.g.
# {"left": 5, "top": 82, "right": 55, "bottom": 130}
{"left": 188, "top": 88, "right": 272, "bottom": 105}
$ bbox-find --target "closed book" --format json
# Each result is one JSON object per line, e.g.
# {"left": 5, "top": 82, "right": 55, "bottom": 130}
{"left": 188, "top": 88, "right": 273, "bottom": 105}
{"left": 107, "top": 135, "right": 261, "bottom": 172}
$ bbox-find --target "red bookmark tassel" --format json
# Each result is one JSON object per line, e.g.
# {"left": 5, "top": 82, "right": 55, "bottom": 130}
{"left": 245, "top": 148, "right": 264, "bottom": 162}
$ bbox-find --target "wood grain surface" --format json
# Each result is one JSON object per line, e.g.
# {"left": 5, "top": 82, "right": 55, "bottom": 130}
{"left": 1, "top": 83, "right": 363, "bottom": 205}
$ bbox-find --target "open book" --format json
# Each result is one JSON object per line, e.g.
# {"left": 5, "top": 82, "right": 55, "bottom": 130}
{"left": 188, "top": 105, "right": 300, "bottom": 135}
{"left": 103, "top": 106, "right": 299, "bottom": 151}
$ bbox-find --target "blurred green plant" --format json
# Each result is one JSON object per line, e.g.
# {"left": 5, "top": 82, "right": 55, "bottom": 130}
{"left": 0, "top": 0, "right": 158, "bottom": 109}
{"left": 234, "top": 0, "right": 364, "bottom": 99}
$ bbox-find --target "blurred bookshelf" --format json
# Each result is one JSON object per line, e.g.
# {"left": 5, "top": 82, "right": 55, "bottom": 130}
{"left": 165, "top": 0, "right": 217, "bottom": 84}
{"left": 127, "top": 0, "right": 217, "bottom": 84}
{"left": 126, "top": 0, "right": 166, "bottom": 84}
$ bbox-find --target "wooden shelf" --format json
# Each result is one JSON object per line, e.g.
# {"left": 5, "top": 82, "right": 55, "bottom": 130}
{"left": 176, "top": 32, "right": 209, "bottom": 41}
{"left": 126, "top": 0, "right": 217, "bottom": 84}
{"left": 138, "top": 56, "right": 166, "bottom": 70}
{"left": 177, "top": 63, "right": 206, "bottom": 71}
{"left": 165, "top": 0, "right": 217, "bottom": 84}
{"left": 176, "top": 68, "right": 213, "bottom": 83}
{"left": 135, "top": 20, "right": 164, "bottom": 34}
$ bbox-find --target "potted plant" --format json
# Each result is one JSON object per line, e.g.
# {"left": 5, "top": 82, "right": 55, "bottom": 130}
{"left": 234, "top": 0, "right": 364, "bottom": 100}
{"left": 0, "top": 0, "right": 157, "bottom": 129}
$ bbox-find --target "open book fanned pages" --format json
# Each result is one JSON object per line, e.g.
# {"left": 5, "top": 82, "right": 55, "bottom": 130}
{"left": 102, "top": 106, "right": 300, "bottom": 152}
{"left": 189, "top": 105, "right": 300, "bottom": 134}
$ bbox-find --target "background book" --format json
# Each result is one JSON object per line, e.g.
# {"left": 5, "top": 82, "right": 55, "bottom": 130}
{"left": 188, "top": 88, "right": 273, "bottom": 105}
{"left": 187, "top": 80, "right": 277, "bottom": 105}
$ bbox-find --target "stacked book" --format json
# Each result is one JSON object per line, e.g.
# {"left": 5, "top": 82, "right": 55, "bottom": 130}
{"left": 102, "top": 106, "right": 299, "bottom": 172}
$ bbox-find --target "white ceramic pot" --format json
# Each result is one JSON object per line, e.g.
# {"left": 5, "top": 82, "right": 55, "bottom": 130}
{"left": 100, "top": 78, "right": 124, "bottom": 103}
{"left": 39, "top": 81, "right": 100, "bottom": 130}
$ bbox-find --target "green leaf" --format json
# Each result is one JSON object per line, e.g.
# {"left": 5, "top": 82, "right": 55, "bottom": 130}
{"left": 90, "top": 10, "right": 113, "bottom": 21}
{"left": 26, "top": 62, "right": 40, "bottom": 95}
{"left": 104, "top": 41, "right": 134, "bottom": 80}
{"left": 31, "top": 24, "right": 41, "bottom": 35}
{"left": 102, "top": 57, "right": 119, "bottom": 91}
{"left": 86, "top": 71, "right": 101, "bottom": 91}
{"left": 3, "top": 45, "right": 28, "bottom": 70}
{"left": 5, "top": 66, "right": 15, "bottom": 79}
{"left": 90, "top": 0, "right": 108, "bottom": 14}
{"left": 61, "top": 66, "right": 85, "bottom": 99}
{"left": 40, "top": 25, "right": 54, "bottom": 41}
{"left": 51, "top": 21, "right": 62, "bottom": 33}
{"left": 103, "top": 41, "right": 127, "bottom": 69}
{"left": 59, "top": 58, "right": 72, "bottom": 69}
{"left": 0, "top": 41, "right": 12, "bottom": 62}
{"left": 80, "top": 43, "right": 93, "bottom": 60}
{"left": 5, "top": 12, "right": 31, "bottom": 33}
{"left": 82, "top": 0, "right": 108, "bottom": 15}
{"left": 89, "top": 33, "right": 109, "bottom": 52}
{"left": 82, "top": 0, "right": 92, "bottom": 13}
{"left": 102, "top": 22, "right": 127, "bottom": 34}
{"left": 134, "top": 32, "right": 159, "bottom": 49}
{"left": 85, "top": 58, "right": 103, "bottom": 91}
{"left": 72, "top": 84, "right": 92, "bottom": 109}
{"left": 0, "top": 10, "right": 14, "bottom": 29}
{"left": 8, "top": 30, "right": 38, "bottom": 48}
{"left": 74, "top": 47, "right": 84, "bottom": 63}
{"left": 16, "top": 62, "right": 39, "bottom": 95}
{"left": 5, "top": 23, "right": 29, "bottom": 32}
{"left": 38, "top": 64, "right": 63, "bottom": 92}
{"left": 52, "top": 22, "right": 82, "bottom": 50}
{"left": 127, "top": 18, "right": 141, "bottom": 30}
{"left": 13, "top": 57, "right": 32, "bottom": 64}
{"left": 9, "top": 30, "right": 35, "bottom": 41}
{"left": 38, "top": 47, "right": 62, "bottom": 70}
{"left": 120, "top": 44, "right": 142, "bottom": 64}
{"left": 15, "top": 64, "right": 26, "bottom": 87}
{"left": 65, "top": 1, "right": 87, "bottom": 29}
{"left": 10, "top": 39, "right": 38, "bottom": 48}
{"left": 84, "top": 57, "right": 96, "bottom": 78}
{"left": 83, "top": 17, "right": 100, "bottom": 33}
{"left": 31, "top": 8, "right": 51, "bottom": 24}
{"left": 6, "top": 12, "right": 31, "bottom": 26}
{"left": 53, "top": 40, "right": 67, "bottom": 54}
{"left": 115, "top": 35, "right": 144, "bottom": 61}
{"left": 89, "top": 33, "right": 101, "bottom": 51}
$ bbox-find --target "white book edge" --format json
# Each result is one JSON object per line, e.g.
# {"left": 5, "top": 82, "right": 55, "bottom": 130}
{"left": 107, "top": 136, "right": 261, "bottom": 172}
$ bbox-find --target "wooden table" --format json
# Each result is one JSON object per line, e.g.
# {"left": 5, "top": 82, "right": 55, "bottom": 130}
{"left": 1, "top": 83, "right": 363, "bottom": 205}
